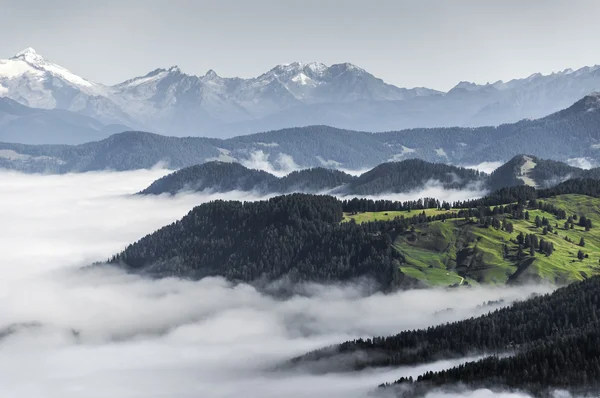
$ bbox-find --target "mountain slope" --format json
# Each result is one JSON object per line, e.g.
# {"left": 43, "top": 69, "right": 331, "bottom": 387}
{"left": 0, "top": 97, "right": 130, "bottom": 144}
{"left": 489, "top": 154, "right": 600, "bottom": 190}
{"left": 139, "top": 161, "right": 277, "bottom": 195}
{"left": 346, "top": 159, "right": 486, "bottom": 195}
{"left": 137, "top": 160, "right": 487, "bottom": 196}
{"left": 271, "top": 168, "right": 355, "bottom": 193}
{"left": 0, "top": 48, "right": 132, "bottom": 127}
{"left": 111, "top": 180, "right": 600, "bottom": 289}
{"left": 5, "top": 48, "right": 600, "bottom": 140}
{"left": 3, "top": 94, "right": 600, "bottom": 172}
{"left": 294, "top": 275, "right": 600, "bottom": 396}
{"left": 108, "top": 194, "right": 410, "bottom": 289}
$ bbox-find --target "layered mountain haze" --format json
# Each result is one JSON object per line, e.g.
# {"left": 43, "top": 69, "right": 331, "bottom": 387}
{"left": 0, "top": 97, "right": 130, "bottom": 144}
{"left": 4, "top": 48, "right": 600, "bottom": 143}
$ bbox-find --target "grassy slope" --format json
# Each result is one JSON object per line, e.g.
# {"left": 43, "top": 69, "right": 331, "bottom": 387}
{"left": 344, "top": 194, "right": 600, "bottom": 287}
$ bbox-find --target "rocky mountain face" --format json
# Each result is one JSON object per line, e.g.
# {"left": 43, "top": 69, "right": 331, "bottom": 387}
{"left": 4, "top": 48, "right": 600, "bottom": 142}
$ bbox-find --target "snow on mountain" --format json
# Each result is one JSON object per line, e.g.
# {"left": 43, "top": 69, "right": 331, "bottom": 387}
{"left": 0, "top": 48, "right": 443, "bottom": 137}
{"left": 0, "top": 48, "right": 100, "bottom": 97}
{"left": 0, "top": 48, "right": 132, "bottom": 126}
{"left": 5, "top": 47, "right": 600, "bottom": 141}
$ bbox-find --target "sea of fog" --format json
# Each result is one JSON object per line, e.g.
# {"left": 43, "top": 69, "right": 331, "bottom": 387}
{"left": 0, "top": 168, "right": 559, "bottom": 398}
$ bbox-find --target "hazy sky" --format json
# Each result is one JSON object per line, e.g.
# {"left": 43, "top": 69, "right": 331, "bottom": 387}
{"left": 2, "top": 0, "right": 600, "bottom": 91}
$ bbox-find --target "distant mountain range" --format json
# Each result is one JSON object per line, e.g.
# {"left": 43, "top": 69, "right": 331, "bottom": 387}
{"left": 2, "top": 94, "right": 600, "bottom": 172}
{"left": 0, "top": 97, "right": 130, "bottom": 145}
{"left": 3, "top": 48, "right": 600, "bottom": 143}
{"left": 138, "top": 156, "right": 600, "bottom": 196}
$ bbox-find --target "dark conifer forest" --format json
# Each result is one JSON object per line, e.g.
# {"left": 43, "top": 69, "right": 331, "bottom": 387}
{"left": 114, "top": 178, "right": 600, "bottom": 286}
{"left": 295, "top": 276, "right": 600, "bottom": 397}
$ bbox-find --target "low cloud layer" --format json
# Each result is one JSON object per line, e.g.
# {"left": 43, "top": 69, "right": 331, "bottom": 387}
{"left": 0, "top": 170, "right": 555, "bottom": 397}
{"left": 340, "top": 179, "right": 488, "bottom": 203}
{"left": 462, "top": 161, "right": 504, "bottom": 174}
{"left": 240, "top": 150, "right": 300, "bottom": 177}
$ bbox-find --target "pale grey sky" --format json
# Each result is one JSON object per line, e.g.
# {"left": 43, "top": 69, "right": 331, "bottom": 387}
{"left": 2, "top": 0, "right": 599, "bottom": 91}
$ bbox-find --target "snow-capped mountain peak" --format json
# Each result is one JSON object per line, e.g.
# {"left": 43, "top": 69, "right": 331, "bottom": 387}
{"left": 11, "top": 48, "right": 600, "bottom": 142}
{"left": 11, "top": 47, "right": 45, "bottom": 64}
{"left": 305, "top": 62, "right": 327, "bottom": 74}
{"left": 2, "top": 47, "right": 96, "bottom": 89}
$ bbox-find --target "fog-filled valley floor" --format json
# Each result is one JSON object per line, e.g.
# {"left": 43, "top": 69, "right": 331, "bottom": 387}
{"left": 0, "top": 169, "right": 565, "bottom": 398}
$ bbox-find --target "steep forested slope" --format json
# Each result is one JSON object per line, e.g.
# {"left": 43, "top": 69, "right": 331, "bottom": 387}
{"left": 389, "top": 325, "right": 600, "bottom": 397}
{"left": 115, "top": 180, "right": 600, "bottom": 291}
{"left": 110, "top": 194, "right": 411, "bottom": 289}
{"left": 294, "top": 276, "right": 600, "bottom": 370}
{"left": 292, "top": 275, "right": 600, "bottom": 396}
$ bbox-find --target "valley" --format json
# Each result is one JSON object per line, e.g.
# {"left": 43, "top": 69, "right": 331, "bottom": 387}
{"left": 4, "top": 9, "right": 600, "bottom": 396}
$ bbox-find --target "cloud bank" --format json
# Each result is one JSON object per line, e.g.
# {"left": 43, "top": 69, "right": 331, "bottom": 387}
{"left": 0, "top": 170, "right": 554, "bottom": 397}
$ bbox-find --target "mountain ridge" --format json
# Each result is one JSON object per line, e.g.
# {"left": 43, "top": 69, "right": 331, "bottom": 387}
{"left": 5, "top": 48, "right": 600, "bottom": 140}
{"left": 136, "top": 155, "right": 600, "bottom": 197}
{"left": 2, "top": 93, "right": 600, "bottom": 172}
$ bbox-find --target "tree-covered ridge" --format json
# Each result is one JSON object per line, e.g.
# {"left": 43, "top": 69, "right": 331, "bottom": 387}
{"left": 138, "top": 159, "right": 491, "bottom": 196}
{"left": 293, "top": 276, "right": 600, "bottom": 396}
{"left": 387, "top": 325, "right": 600, "bottom": 397}
{"left": 139, "top": 162, "right": 355, "bottom": 195}
{"left": 139, "top": 162, "right": 277, "bottom": 195}
{"left": 141, "top": 155, "right": 600, "bottom": 198}
{"left": 272, "top": 168, "right": 356, "bottom": 193}
{"left": 488, "top": 154, "right": 600, "bottom": 190}
{"left": 117, "top": 179, "right": 600, "bottom": 290}
{"left": 4, "top": 93, "right": 600, "bottom": 173}
{"left": 109, "top": 194, "right": 413, "bottom": 289}
{"left": 346, "top": 159, "right": 486, "bottom": 195}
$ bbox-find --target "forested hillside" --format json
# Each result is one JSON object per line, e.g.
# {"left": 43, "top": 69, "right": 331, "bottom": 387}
{"left": 139, "top": 162, "right": 277, "bottom": 195}
{"left": 293, "top": 275, "right": 600, "bottom": 369}
{"left": 489, "top": 154, "right": 600, "bottom": 190}
{"left": 115, "top": 179, "right": 600, "bottom": 291}
{"left": 138, "top": 159, "right": 486, "bottom": 196}
{"left": 346, "top": 159, "right": 485, "bottom": 195}
{"left": 140, "top": 156, "right": 600, "bottom": 197}
{"left": 271, "top": 168, "right": 356, "bottom": 193}
{"left": 3, "top": 94, "right": 600, "bottom": 173}
{"left": 110, "top": 194, "right": 411, "bottom": 289}
{"left": 388, "top": 325, "right": 600, "bottom": 397}
{"left": 139, "top": 162, "right": 355, "bottom": 195}
{"left": 291, "top": 275, "right": 600, "bottom": 396}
